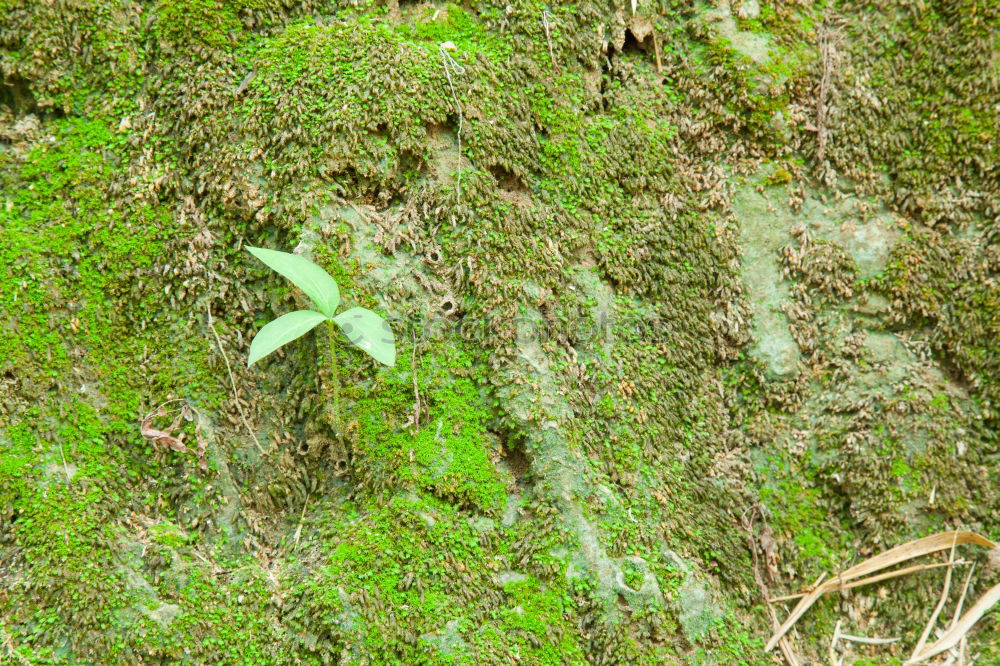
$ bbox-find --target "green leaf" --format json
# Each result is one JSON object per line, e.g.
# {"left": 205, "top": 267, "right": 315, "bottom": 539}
{"left": 333, "top": 307, "right": 396, "bottom": 367}
{"left": 246, "top": 246, "right": 340, "bottom": 317}
{"left": 248, "top": 310, "right": 328, "bottom": 366}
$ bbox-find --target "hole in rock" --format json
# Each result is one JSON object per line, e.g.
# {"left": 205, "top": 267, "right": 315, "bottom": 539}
{"left": 0, "top": 77, "right": 37, "bottom": 115}
{"left": 621, "top": 28, "right": 647, "bottom": 56}
{"left": 439, "top": 297, "right": 459, "bottom": 317}
{"left": 500, "top": 440, "right": 532, "bottom": 490}
{"left": 488, "top": 165, "right": 527, "bottom": 193}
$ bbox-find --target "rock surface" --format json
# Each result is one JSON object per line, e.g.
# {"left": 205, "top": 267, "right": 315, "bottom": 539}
{"left": 0, "top": 1, "right": 997, "bottom": 664}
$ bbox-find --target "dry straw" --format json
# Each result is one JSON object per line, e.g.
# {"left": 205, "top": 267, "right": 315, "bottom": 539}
{"left": 763, "top": 530, "right": 1000, "bottom": 663}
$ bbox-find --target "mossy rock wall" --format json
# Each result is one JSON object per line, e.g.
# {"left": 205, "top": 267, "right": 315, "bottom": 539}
{"left": 1, "top": 1, "right": 997, "bottom": 664}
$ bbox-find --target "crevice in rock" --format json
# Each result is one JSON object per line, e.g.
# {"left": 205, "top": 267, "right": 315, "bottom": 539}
{"left": 621, "top": 28, "right": 648, "bottom": 56}
{"left": 487, "top": 164, "right": 527, "bottom": 193}
{"left": 499, "top": 439, "right": 532, "bottom": 492}
{"left": 0, "top": 77, "right": 37, "bottom": 116}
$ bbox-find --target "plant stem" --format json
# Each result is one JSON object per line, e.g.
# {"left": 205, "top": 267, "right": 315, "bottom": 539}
{"left": 327, "top": 321, "right": 341, "bottom": 435}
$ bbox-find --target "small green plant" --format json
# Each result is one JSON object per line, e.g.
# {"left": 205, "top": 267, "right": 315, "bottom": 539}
{"left": 246, "top": 246, "right": 395, "bottom": 430}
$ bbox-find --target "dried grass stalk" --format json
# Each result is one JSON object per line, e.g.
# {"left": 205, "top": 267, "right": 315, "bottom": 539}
{"left": 766, "top": 573, "right": 827, "bottom": 653}
{"left": 836, "top": 531, "right": 994, "bottom": 582}
{"left": 838, "top": 634, "right": 899, "bottom": 645}
{"left": 765, "top": 531, "right": 998, "bottom": 653}
{"left": 909, "top": 534, "right": 958, "bottom": 661}
{"left": 770, "top": 560, "right": 969, "bottom": 603}
{"left": 906, "top": 583, "right": 1000, "bottom": 664}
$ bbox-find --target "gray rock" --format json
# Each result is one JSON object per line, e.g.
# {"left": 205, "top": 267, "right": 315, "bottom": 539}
{"left": 662, "top": 549, "right": 721, "bottom": 641}
{"left": 420, "top": 618, "right": 469, "bottom": 659}
{"left": 737, "top": 0, "right": 760, "bottom": 20}
{"left": 143, "top": 603, "right": 181, "bottom": 628}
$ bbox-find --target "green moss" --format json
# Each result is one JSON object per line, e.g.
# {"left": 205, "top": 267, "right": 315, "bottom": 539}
{"left": 149, "top": 521, "right": 192, "bottom": 549}
{"left": 0, "top": 1, "right": 146, "bottom": 115}
{"left": 827, "top": 0, "right": 997, "bottom": 222}
{"left": 757, "top": 455, "right": 842, "bottom": 573}
{"left": 2, "top": 1, "right": 995, "bottom": 662}
{"left": 1, "top": 401, "right": 132, "bottom": 661}
{"left": 288, "top": 494, "right": 507, "bottom": 663}
{"left": 876, "top": 230, "right": 1000, "bottom": 426}
{"left": 0, "top": 115, "right": 236, "bottom": 660}
{"left": 765, "top": 168, "right": 792, "bottom": 186}
{"left": 155, "top": 0, "right": 264, "bottom": 49}
{"left": 136, "top": 563, "right": 277, "bottom": 664}
{"left": 480, "top": 577, "right": 587, "bottom": 664}
{"left": 397, "top": 3, "right": 513, "bottom": 61}
{"left": 686, "top": 612, "right": 769, "bottom": 665}
{"left": 351, "top": 345, "right": 506, "bottom": 513}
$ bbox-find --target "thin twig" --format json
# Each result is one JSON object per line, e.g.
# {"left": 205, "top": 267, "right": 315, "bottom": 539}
{"left": 652, "top": 29, "right": 663, "bottom": 73}
{"left": 234, "top": 69, "right": 256, "bottom": 97}
{"left": 908, "top": 582, "right": 1000, "bottom": 664}
{"left": 839, "top": 634, "right": 900, "bottom": 645}
{"left": 542, "top": 11, "right": 558, "bottom": 71}
{"left": 207, "top": 302, "right": 264, "bottom": 454}
{"left": 951, "top": 563, "right": 976, "bottom": 628}
{"left": 814, "top": 25, "right": 841, "bottom": 165}
{"left": 765, "top": 530, "right": 998, "bottom": 662}
{"left": 142, "top": 398, "right": 188, "bottom": 419}
{"left": 411, "top": 329, "right": 421, "bottom": 434}
{"left": 911, "top": 533, "right": 959, "bottom": 662}
{"left": 740, "top": 507, "right": 801, "bottom": 665}
{"left": 949, "top": 564, "right": 976, "bottom": 666}
{"left": 770, "top": 560, "right": 970, "bottom": 602}
{"left": 829, "top": 619, "right": 842, "bottom": 666}
{"left": 292, "top": 493, "right": 310, "bottom": 547}
{"left": 327, "top": 321, "right": 341, "bottom": 436}
{"left": 765, "top": 572, "right": 828, "bottom": 653}
{"left": 439, "top": 46, "right": 466, "bottom": 197}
